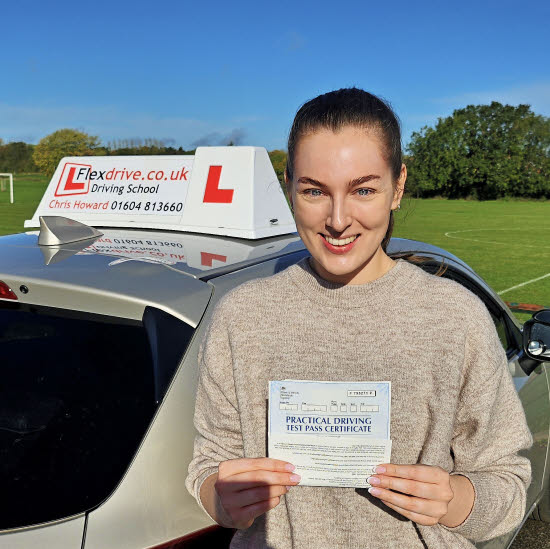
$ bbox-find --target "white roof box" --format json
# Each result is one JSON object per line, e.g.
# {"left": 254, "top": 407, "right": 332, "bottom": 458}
{"left": 25, "top": 146, "right": 296, "bottom": 240}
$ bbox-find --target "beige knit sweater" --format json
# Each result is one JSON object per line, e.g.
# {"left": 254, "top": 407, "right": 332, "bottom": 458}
{"left": 186, "top": 257, "right": 532, "bottom": 548}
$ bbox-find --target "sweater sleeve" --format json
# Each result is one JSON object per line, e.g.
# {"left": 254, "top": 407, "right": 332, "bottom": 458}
{"left": 185, "top": 297, "right": 244, "bottom": 518}
{"left": 441, "top": 297, "right": 533, "bottom": 541}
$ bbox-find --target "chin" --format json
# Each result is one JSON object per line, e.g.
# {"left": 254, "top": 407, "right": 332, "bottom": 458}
{"left": 316, "top": 255, "right": 366, "bottom": 278}
{"left": 313, "top": 244, "right": 380, "bottom": 275}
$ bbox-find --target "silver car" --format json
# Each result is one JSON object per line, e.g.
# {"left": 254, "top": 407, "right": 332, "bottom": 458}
{"left": 1, "top": 217, "right": 549, "bottom": 548}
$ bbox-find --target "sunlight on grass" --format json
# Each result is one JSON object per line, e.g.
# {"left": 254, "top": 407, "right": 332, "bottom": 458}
{"left": 393, "top": 198, "right": 550, "bottom": 323}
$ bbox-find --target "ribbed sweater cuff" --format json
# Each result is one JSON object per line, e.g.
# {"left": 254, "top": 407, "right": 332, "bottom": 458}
{"left": 439, "top": 472, "right": 495, "bottom": 540}
{"left": 194, "top": 467, "right": 220, "bottom": 521}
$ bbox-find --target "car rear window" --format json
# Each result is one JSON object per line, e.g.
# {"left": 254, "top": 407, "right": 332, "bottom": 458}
{"left": 0, "top": 301, "right": 194, "bottom": 530}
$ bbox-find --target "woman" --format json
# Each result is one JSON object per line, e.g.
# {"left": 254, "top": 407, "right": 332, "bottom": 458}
{"left": 186, "top": 88, "right": 532, "bottom": 548}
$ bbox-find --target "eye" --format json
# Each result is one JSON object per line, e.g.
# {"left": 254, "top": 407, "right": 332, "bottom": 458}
{"left": 304, "top": 188, "right": 323, "bottom": 197}
{"left": 356, "top": 188, "right": 373, "bottom": 197}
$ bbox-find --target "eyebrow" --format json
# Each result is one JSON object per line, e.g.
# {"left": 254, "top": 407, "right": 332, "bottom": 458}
{"left": 296, "top": 175, "right": 381, "bottom": 188}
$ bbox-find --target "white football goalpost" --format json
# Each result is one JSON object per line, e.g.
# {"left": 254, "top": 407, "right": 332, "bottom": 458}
{"left": 0, "top": 173, "right": 14, "bottom": 203}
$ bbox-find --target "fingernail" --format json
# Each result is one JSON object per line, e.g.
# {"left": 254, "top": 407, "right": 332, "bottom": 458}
{"left": 285, "top": 463, "right": 296, "bottom": 472}
{"left": 368, "top": 487, "right": 381, "bottom": 496}
{"left": 367, "top": 476, "right": 380, "bottom": 486}
{"left": 290, "top": 474, "right": 301, "bottom": 483}
{"left": 375, "top": 466, "right": 386, "bottom": 474}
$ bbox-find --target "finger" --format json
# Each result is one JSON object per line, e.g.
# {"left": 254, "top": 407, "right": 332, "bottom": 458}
{"left": 226, "top": 484, "right": 289, "bottom": 507}
{"left": 368, "top": 486, "right": 447, "bottom": 519}
{"left": 219, "top": 458, "right": 295, "bottom": 478}
{"left": 232, "top": 496, "right": 282, "bottom": 529}
{"left": 381, "top": 500, "right": 440, "bottom": 526}
{"left": 375, "top": 464, "right": 447, "bottom": 484}
{"left": 368, "top": 475, "right": 452, "bottom": 502}
{"left": 217, "top": 470, "right": 301, "bottom": 492}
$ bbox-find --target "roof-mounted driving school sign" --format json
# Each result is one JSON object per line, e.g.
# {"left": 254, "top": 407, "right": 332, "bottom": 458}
{"left": 25, "top": 147, "right": 296, "bottom": 239}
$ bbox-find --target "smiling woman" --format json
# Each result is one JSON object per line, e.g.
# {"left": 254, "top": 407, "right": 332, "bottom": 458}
{"left": 286, "top": 126, "right": 404, "bottom": 284}
{"left": 185, "top": 88, "right": 532, "bottom": 549}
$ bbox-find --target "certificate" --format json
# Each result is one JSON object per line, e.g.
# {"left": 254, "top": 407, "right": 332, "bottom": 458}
{"left": 268, "top": 380, "right": 392, "bottom": 488}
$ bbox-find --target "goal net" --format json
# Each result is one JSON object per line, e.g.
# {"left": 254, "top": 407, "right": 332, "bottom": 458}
{"left": 0, "top": 173, "right": 14, "bottom": 203}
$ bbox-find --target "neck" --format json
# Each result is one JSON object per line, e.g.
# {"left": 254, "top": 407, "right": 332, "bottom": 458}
{"left": 309, "top": 248, "right": 396, "bottom": 286}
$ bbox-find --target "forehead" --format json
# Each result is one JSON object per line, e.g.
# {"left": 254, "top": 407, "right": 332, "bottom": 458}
{"left": 293, "top": 127, "right": 390, "bottom": 183}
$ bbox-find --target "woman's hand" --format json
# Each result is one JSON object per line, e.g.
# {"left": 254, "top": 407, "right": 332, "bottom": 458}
{"left": 208, "top": 458, "right": 301, "bottom": 530}
{"left": 367, "top": 464, "right": 474, "bottom": 527}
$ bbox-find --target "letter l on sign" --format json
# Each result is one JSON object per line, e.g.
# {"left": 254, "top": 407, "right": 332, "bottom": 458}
{"left": 202, "top": 166, "right": 234, "bottom": 203}
{"left": 64, "top": 167, "right": 86, "bottom": 192}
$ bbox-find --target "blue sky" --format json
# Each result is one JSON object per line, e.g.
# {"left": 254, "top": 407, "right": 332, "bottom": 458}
{"left": 2, "top": 0, "right": 549, "bottom": 150}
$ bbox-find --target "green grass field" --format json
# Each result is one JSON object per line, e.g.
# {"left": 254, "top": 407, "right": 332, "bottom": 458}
{"left": 1, "top": 174, "right": 548, "bottom": 323}
{"left": 392, "top": 197, "right": 550, "bottom": 323}
{"left": 0, "top": 173, "right": 49, "bottom": 235}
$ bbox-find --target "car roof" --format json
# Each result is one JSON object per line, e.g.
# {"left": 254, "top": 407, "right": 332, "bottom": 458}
{"left": 0, "top": 231, "right": 215, "bottom": 326}
{"left": 0, "top": 227, "right": 473, "bottom": 288}
{"left": 0, "top": 229, "right": 305, "bottom": 277}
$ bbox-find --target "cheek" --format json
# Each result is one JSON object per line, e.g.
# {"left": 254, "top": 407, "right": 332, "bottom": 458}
{"left": 295, "top": 203, "right": 325, "bottom": 228}
{"left": 355, "top": 203, "right": 390, "bottom": 228}
{"left": 295, "top": 216, "right": 319, "bottom": 239}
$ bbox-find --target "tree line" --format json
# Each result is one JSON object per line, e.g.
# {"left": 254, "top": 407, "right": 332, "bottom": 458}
{"left": 0, "top": 140, "right": 38, "bottom": 172}
{"left": 405, "top": 102, "right": 549, "bottom": 199}
{"left": 0, "top": 134, "right": 197, "bottom": 176}
{"left": 1, "top": 102, "right": 548, "bottom": 199}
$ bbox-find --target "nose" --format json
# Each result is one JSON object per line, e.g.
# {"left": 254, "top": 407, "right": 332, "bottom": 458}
{"left": 326, "top": 196, "right": 352, "bottom": 234}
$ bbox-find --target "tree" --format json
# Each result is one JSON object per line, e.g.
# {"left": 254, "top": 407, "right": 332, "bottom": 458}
{"left": 33, "top": 129, "right": 101, "bottom": 177}
{"left": 0, "top": 142, "right": 37, "bottom": 173}
{"left": 406, "top": 103, "right": 550, "bottom": 199}
{"left": 268, "top": 149, "right": 287, "bottom": 185}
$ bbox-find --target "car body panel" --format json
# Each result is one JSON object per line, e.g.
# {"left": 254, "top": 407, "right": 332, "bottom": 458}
{"left": 0, "top": 232, "right": 212, "bottom": 326}
{"left": 0, "top": 515, "right": 85, "bottom": 548}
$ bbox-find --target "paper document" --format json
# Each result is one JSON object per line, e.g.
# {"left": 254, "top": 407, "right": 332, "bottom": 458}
{"left": 268, "top": 380, "right": 391, "bottom": 487}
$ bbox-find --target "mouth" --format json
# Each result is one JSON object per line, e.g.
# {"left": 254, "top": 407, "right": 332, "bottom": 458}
{"left": 319, "top": 234, "right": 360, "bottom": 254}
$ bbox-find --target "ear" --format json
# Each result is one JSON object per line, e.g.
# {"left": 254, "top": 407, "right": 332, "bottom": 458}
{"left": 392, "top": 163, "right": 406, "bottom": 209}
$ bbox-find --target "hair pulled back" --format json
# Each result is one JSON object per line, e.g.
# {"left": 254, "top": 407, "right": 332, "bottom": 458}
{"left": 285, "top": 87, "right": 403, "bottom": 253}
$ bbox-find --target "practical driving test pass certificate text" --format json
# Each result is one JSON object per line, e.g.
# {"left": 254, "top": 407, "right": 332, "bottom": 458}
{"left": 268, "top": 380, "right": 392, "bottom": 488}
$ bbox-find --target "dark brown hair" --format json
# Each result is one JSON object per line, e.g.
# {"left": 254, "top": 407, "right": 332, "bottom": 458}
{"left": 286, "top": 87, "right": 402, "bottom": 182}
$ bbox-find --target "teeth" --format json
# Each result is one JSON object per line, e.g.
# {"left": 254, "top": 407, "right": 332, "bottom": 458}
{"left": 324, "top": 235, "right": 358, "bottom": 246}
